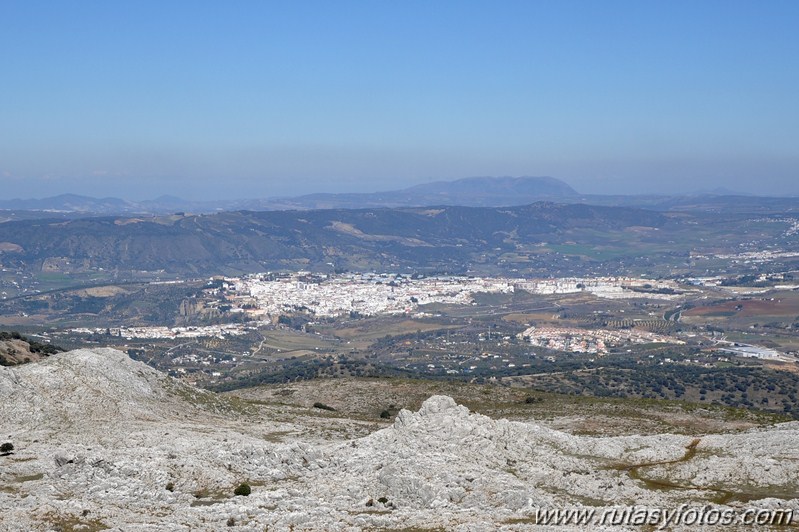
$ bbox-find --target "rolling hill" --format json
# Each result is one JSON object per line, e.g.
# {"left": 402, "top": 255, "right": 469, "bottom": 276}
{"left": 0, "top": 202, "right": 669, "bottom": 276}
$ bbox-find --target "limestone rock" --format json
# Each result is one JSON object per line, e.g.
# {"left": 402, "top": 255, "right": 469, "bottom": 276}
{"left": 1, "top": 348, "right": 797, "bottom": 531}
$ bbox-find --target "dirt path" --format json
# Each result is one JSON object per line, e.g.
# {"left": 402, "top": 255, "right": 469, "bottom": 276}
{"left": 616, "top": 438, "right": 798, "bottom": 504}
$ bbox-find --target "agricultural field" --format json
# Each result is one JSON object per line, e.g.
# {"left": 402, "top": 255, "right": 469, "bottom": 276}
{"left": 3, "top": 244, "right": 799, "bottom": 422}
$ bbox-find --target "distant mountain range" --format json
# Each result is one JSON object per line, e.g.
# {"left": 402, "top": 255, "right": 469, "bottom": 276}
{"left": 0, "top": 176, "right": 579, "bottom": 215}
{"left": 259, "top": 176, "right": 579, "bottom": 210}
{"left": 0, "top": 176, "right": 797, "bottom": 217}
{"left": 0, "top": 202, "right": 669, "bottom": 276}
{"left": 0, "top": 193, "right": 196, "bottom": 216}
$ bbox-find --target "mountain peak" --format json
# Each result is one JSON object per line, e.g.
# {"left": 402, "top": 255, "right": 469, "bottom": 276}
{"left": 405, "top": 176, "right": 578, "bottom": 197}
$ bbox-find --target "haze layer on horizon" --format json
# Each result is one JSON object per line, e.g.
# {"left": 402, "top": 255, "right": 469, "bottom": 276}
{"left": 2, "top": 1, "right": 798, "bottom": 201}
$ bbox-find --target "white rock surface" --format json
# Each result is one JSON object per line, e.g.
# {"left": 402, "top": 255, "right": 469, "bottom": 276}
{"left": 1, "top": 349, "right": 797, "bottom": 530}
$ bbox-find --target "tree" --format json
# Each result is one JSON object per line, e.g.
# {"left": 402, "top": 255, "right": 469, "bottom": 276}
{"left": 0, "top": 442, "right": 13, "bottom": 455}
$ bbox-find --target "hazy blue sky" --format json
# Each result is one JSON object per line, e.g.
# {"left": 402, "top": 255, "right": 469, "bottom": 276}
{"left": 2, "top": 1, "right": 798, "bottom": 199}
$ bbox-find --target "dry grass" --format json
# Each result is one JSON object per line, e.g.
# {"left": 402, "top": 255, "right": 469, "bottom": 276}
{"left": 225, "top": 377, "right": 785, "bottom": 437}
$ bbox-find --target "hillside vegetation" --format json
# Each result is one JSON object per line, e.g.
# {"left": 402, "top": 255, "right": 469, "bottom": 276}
{"left": 0, "top": 331, "right": 64, "bottom": 366}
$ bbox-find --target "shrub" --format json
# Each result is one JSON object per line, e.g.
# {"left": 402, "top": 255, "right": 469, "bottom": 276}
{"left": 379, "top": 410, "right": 391, "bottom": 419}
{"left": 233, "top": 482, "right": 251, "bottom": 496}
{"left": 312, "top": 402, "right": 336, "bottom": 411}
{"left": 165, "top": 481, "right": 175, "bottom": 492}
{"left": 0, "top": 442, "right": 13, "bottom": 455}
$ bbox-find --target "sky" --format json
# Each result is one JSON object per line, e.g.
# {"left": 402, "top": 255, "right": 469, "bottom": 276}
{"left": 1, "top": 1, "right": 798, "bottom": 200}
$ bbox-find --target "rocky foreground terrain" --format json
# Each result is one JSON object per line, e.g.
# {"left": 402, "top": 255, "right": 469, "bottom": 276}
{"left": 1, "top": 349, "right": 798, "bottom": 531}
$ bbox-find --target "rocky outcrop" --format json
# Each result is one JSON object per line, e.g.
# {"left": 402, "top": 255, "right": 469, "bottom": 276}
{"left": 1, "top": 349, "right": 797, "bottom": 530}
{"left": 0, "top": 348, "right": 221, "bottom": 431}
